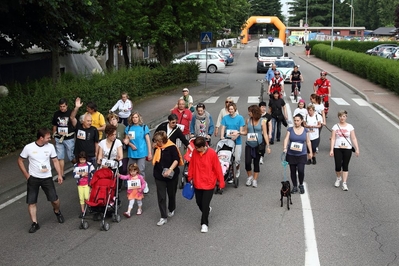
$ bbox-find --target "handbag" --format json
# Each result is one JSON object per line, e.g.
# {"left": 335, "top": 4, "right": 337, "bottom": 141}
{"left": 182, "top": 182, "right": 194, "bottom": 200}
{"left": 337, "top": 124, "right": 355, "bottom": 153}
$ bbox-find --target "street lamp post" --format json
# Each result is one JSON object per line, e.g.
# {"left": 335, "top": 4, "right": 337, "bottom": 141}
{"left": 305, "top": 0, "right": 308, "bottom": 26}
{"left": 346, "top": 2, "right": 354, "bottom": 27}
{"left": 330, "top": 0, "right": 335, "bottom": 49}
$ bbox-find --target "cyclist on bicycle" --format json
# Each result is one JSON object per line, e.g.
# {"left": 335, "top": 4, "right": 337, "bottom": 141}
{"left": 268, "top": 71, "right": 284, "bottom": 98}
{"left": 265, "top": 63, "right": 276, "bottom": 83}
{"left": 313, "top": 71, "right": 331, "bottom": 110}
{"left": 290, "top": 65, "right": 303, "bottom": 96}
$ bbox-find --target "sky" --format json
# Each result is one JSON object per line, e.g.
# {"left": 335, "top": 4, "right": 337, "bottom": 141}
{"left": 281, "top": 0, "right": 290, "bottom": 17}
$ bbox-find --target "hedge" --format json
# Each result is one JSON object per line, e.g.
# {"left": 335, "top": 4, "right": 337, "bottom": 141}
{"left": 0, "top": 62, "right": 199, "bottom": 157}
{"left": 308, "top": 40, "right": 398, "bottom": 53}
{"left": 311, "top": 43, "right": 399, "bottom": 94}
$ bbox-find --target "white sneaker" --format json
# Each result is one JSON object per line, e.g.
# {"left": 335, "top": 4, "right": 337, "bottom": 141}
{"left": 246, "top": 176, "right": 253, "bottom": 186}
{"left": 342, "top": 182, "right": 348, "bottom": 191}
{"left": 157, "top": 218, "right": 167, "bottom": 226}
{"left": 236, "top": 169, "right": 240, "bottom": 178}
{"left": 334, "top": 177, "right": 342, "bottom": 188}
{"left": 252, "top": 179, "right": 258, "bottom": 188}
{"left": 209, "top": 206, "right": 212, "bottom": 214}
{"left": 167, "top": 210, "right": 175, "bottom": 217}
{"left": 201, "top": 224, "right": 208, "bottom": 233}
{"left": 259, "top": 157, "right": 264, "bottom": 165}
{"left": 144, "top": 183, "right": 149, "bottom": 194}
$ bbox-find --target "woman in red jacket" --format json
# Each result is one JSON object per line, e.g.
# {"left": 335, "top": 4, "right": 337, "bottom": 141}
{"left": 187, "top": 137, "right": 225, "bottom": 233}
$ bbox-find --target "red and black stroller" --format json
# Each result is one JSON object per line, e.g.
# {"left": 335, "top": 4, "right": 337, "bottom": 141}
{"left": 79, "top": 167, "right": 121, "bottom": 231}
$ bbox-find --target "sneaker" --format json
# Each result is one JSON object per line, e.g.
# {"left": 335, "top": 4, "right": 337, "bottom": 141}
{"left": 246, "top": 176, "right": 253, "bottom": 186}
{"left": 227, "top": 178, "right": 234, "bottom": 184}
{"left": 291, "top": 186, "right": 298, "bottom": 194}
{"left": 270, "top": 141, "right": 274, "bottom": 145}
{"left": 157, "top": 218, "right": 167, "bottom": 226}
{"left": 259, "top": 157, "right": 264, "bottom": 165}
{"left": 342, "top": 183, "right": 348, "bottom": 191}
{"left": 123, "top": 212, "right": 131, "bottom": 218}
{"left": 252, "top": 179, "right": 258, "bottom": 188}
{"left": 209, "top": 206, "right": 212, "bottom": 214}
{"left": 299, "top": 185, "right": 305, "bottom": 194}
{"left": 201, "top": 224, "right": 208, "bottom": 233}
{"left": 143, "top": 184, "right": 149, "bottom": 194}
{"left": 306, "top": 159, "right": 311, "bottom": 165}
{"left": 316, "top": 147, "right": 319, "bottom": 153}
{"left": 167, "top": 210, "right": 175, "bottom": 217}
{"left": 54, "top": 210, "right": 65, "bottom": 223}
{"left": 235, "top": 169, "right": 240, "bottom": 178}
{"left": 334, "top": 177, "right": 342, "bottom": 188}
{"left": 277, "top": 139, "right": 280, "bottom": 142}
{"left": 312, "top": 157, "right": 316, "bottom": 165}
{"left": 29, "top": 222, "right": 40, "bottom": 233}
{"left": 136, "top": 209, "right": 142, "bottom": 215}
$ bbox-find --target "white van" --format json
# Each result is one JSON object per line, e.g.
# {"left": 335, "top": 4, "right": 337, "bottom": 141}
{"left": 254, "top": 38, "right": 284, "bottom": 73}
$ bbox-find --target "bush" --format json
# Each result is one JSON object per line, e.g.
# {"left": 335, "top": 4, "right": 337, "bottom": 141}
{"left": 0, "top": 63, "right": 199, "bottom": 156}
{"left": 309, "top": 40, "right": 398, "bottom": 53}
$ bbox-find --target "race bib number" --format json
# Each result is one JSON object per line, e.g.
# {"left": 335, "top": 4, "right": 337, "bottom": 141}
{"left": 127, "top": 179, "right": 141, "bottom": 189}
{"left": 58, "top": 127, "right": 68, "bottom": 135}
{"left": 176, "top": 124, "right": 185, "bottom": 132}
{"left": 128, "top": 131, "right": 135, "bottom": 140}
{"left": 41, "top": 164, "right": 49, "bottom": 172}
{"left": 247, "top": 133, "right": 258, "bottom": 142}
{"left": 101, "top": 159, "right": 118, "bottom": 169}
{"left": 339, "top": 142, "right": 348, "bottom": 149}
{"left": 77, "top": 130, "right": 86, "bottom": 140}
{"left": 290, "top": 142, "right": 303, "bottom": 152}
{"left": 226, "top": 129, "right": 238, "bottom": 138}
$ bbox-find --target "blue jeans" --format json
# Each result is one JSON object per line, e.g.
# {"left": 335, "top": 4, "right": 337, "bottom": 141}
{"left": 271, "top": 117, "right": 282, "bottom": 142}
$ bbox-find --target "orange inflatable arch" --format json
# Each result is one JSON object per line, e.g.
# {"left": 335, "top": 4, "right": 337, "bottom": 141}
{"left": 241, "top": 16, "right": 286, "bottom": 44}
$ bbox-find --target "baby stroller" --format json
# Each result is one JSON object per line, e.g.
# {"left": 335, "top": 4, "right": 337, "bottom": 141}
{"left": 215, "top": 139, "right": 237, "bottom": 194}
{"left": 79, "top": 166, "right": 121, "bottom": 231}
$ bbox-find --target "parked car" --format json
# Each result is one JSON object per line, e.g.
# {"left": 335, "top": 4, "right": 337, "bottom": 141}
{"left": 387, "top": 47, "right": 399, "bottom": 60}
{"left": 204, "top": 47, "right": 234, "bottom": 65}
{"left": 378, "top": 46, "right": 397, "bottom": 58}
{"left": 200, "top": 49, "right": 228, "bottom": 65}
{"left": 274, "top": 58, "right": 297, "bottom": 83}
{"left": 172, "top": 52, "right": 225, "bottom": 73}
{"left": 366, "top": 44, "right": 398, "bottom": 56}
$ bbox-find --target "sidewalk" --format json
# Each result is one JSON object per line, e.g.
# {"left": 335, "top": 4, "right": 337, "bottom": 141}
{"left": 0, "top": 82, "right": 230, "bottom": 205}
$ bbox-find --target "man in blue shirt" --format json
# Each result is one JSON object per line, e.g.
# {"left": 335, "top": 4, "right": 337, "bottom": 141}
{"left": 265, "top": 63, "right": 276, "bottom": 82}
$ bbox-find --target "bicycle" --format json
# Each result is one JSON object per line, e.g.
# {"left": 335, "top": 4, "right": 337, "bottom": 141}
{"left": 292, "top": 81, "right": 300, "bottom": 102}
{"left": 256, "top": 79, "right": 267, "bottom": 103}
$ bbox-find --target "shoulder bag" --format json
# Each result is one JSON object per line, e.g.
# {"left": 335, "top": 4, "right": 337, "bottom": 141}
{"left": 337, "top": 124, "right": 355, "bottom": 153}
{"left": 251, "top": 118, "right": 265, "bottom": 154}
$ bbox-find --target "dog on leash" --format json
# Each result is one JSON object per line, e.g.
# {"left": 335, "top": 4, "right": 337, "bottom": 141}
{"left": 280, "top": 181, "right": 293, "bottom": 210}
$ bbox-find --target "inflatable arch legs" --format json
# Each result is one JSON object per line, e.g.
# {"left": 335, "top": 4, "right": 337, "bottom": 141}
{"left": 240, "top": 16, "right": 286, "bottom": 44}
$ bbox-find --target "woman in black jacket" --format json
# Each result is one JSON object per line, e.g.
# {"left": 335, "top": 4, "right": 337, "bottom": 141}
{"left": 154, "top": 114, "right": 189, "bottom": 148}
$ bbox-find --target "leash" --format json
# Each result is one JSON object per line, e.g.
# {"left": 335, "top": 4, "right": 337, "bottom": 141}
{"left": 323, "top": 124, "right": 332, "bottom": 132}
{"left": 280, "top": 152, "right": 288, "bottom": 182}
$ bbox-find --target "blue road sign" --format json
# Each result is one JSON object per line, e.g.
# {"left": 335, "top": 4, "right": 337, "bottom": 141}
{"left": 201, "top": 32, "right": 212, "bottom": 44}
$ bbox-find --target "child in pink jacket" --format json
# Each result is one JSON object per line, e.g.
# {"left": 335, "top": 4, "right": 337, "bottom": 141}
{"left": 119, "top": 163, "right": 146, "bottom": 218}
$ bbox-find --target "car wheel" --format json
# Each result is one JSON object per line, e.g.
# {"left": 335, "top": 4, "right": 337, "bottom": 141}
{"left": 207, "top": 65, "right": 217, "bottom": 73}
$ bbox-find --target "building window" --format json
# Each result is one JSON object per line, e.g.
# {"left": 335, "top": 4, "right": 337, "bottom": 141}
{"left": 143, "top": 46, "right": 149, "bottom": 59}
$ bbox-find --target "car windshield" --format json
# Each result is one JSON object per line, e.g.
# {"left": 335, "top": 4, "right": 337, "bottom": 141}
{"left": 275, "top": 60, "right": 295, "bottom": 68}
{"left": 259, "top": 47, "right": 284, "bottom": 57}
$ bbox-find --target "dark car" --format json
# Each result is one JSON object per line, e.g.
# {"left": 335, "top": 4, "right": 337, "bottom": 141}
{"left": 366, "top": 44, "right": 398, "bottom": 56}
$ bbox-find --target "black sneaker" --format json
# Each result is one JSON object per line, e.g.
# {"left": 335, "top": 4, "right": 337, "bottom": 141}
{"left": 291, "top": 186, "right": 298, "bottom": 194}
{"left": 54, "top": 210, "right": 65, "bottom": 223}
{"left": 306, "top": 159, "right": 311, "bottom": 165}
{"left": 270, "top": 141, "right": 274, "bottom": 145}
{"left": 312, "top": 157, "right": 316, "bottom": 165}
{"left": 299, "top": 185, "right": 305, "bottom": 194}
{"left": 78, "top": 212, "right": 84, "bottom": 218}
{"left": 276, "top": 139, "right": 280, "bottom": 142}
{"left": 29, "top": 222, "right": 40, "bottom": 233}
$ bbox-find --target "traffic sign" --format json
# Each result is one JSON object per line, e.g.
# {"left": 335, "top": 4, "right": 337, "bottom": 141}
{"left": 201, "top": 32, "right": 212, "bottom": 44}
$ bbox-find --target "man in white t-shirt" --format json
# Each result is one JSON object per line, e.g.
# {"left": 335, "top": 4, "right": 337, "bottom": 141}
{"left": 17, "top": 128, "right": 65, "bottom": 233}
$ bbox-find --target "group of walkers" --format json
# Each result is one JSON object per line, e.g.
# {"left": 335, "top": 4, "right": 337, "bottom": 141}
{"left": 17, "top": 77, "right": 360, "bottom": 234}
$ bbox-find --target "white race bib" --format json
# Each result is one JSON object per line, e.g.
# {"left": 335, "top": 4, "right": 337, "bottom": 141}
{"left": 58, "top": 127, "right": 68, "bottom": 135}
{"left": 176, "top": 124, "right": 185, "bottom": 132}
{"left": 77, "top": 130, "right": 86, "bottom": 140}
{"left": 127, "top": 179, "right": 141, "bottom": 189}
{"left": 247, "top": 133, "right": 257, "bottom": 142}
{"left": 128, "top": 131, "right": 135, "bottom": 140}
{"left": 226, "top": 129, "right": 238, "bottom": 138}
{"left": 290, "top": 142, "right": 303, "bottom": 152}
{"left": 101, "top": 159, "right": 119, "bottom": 169}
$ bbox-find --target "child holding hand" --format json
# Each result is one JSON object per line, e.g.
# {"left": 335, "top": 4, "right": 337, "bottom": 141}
{"left": 119, "top": 163, "right": 146, "bottom": 218}
{"left": 73, "top": 151, "right": 95, "bottom": 217}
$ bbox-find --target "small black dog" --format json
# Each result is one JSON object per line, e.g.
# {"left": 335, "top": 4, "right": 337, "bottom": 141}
{"left": 280, "top": 181, "right": 293, "bottom": 210}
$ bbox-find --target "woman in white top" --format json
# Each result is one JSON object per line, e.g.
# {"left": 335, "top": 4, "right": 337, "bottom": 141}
{"left": 303, "top": 104, "right": 322, "bottom": 165}
{"left": 97, "top": 124, "right": 123, "bottom": 169}
{"left": 109, "top": 92, "right": 133, "bottom": 126}
{"left": 329, "top": 110, "right": 359, "bottom": 191}
{"left": 214, "top": 97, "right": 239, "bottom": 137}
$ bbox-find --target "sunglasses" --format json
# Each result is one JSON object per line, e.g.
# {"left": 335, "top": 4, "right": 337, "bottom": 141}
{"left": 225, "top": 101, "right": 233, "bottom": 103}
{"left": 197, "top": 104, "right": 205, "bottom": 108}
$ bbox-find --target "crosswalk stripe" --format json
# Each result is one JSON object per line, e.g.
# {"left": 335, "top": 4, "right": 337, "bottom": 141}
{"left": 248, "top": 96, "right": 260, "bottom": 103}
{"left": 352, "top": 98, "right": 369, "bottom": 106}
{"left": 331, "top": 97, "right": 350, "bottom": 105}
{"left": 230, "top": 96, "right": 240, "bottom": 103}
{"left": 203, "top": 97, "right": 219, "bottom": 103}
{"left": 288, "top": 95, "right": 303, "bottom": 103}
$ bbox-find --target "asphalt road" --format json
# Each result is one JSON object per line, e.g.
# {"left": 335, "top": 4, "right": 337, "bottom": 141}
{"left": 1, "top": 43, "right": 398, "bottom": 266}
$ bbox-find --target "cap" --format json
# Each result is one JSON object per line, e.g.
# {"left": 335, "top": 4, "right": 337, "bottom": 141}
{"left": 299, "top": 99, "right": 305, "bottom": 103}
{"left": 182, "top": 88, "right": 189, "bottom": 92}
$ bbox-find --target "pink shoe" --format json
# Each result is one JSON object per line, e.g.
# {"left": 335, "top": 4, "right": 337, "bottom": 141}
{"left": 123, "top": 212, "right": 131, "bottom": 218}
{"left": 136, "top": 209, "right": 142, "bottom": 215}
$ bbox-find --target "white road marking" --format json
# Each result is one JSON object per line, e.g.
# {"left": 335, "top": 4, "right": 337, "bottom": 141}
{"left": 289, "top": 95, "right": 303, "bottom": 104}
{"left": 203, "top": 96, "right": 219, "bottom": 103}
{"left": 301, "top": 182, "right": 321, "bottom": 266}
{"left": 0, "top": 192, "right": 26, "bottom": 210}
{"left": 230, "top": 96, "right": 240, "bottom": 103}
{"left": 248, "top": 96, "right": 261, "bottom": 103}
{"left": 352, "top": 98, "right": 370, "bottom": 106}
{"left": 331, "top": 97, "right": 350, "bottom": 105}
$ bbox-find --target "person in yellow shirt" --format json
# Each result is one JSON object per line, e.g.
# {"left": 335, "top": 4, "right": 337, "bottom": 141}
{"left": 86, "top": 101, "right": 106, "bottom": 139}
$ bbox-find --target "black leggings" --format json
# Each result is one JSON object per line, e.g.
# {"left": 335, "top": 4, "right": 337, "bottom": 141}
{"left": 290, "top": 164, "right": 305, "bottom": 187}
{"left": 333, "top": 148, "right": 352, "bottom": 172}
{"left": 245, "top": 145, "right": 261, "bottom": 173}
